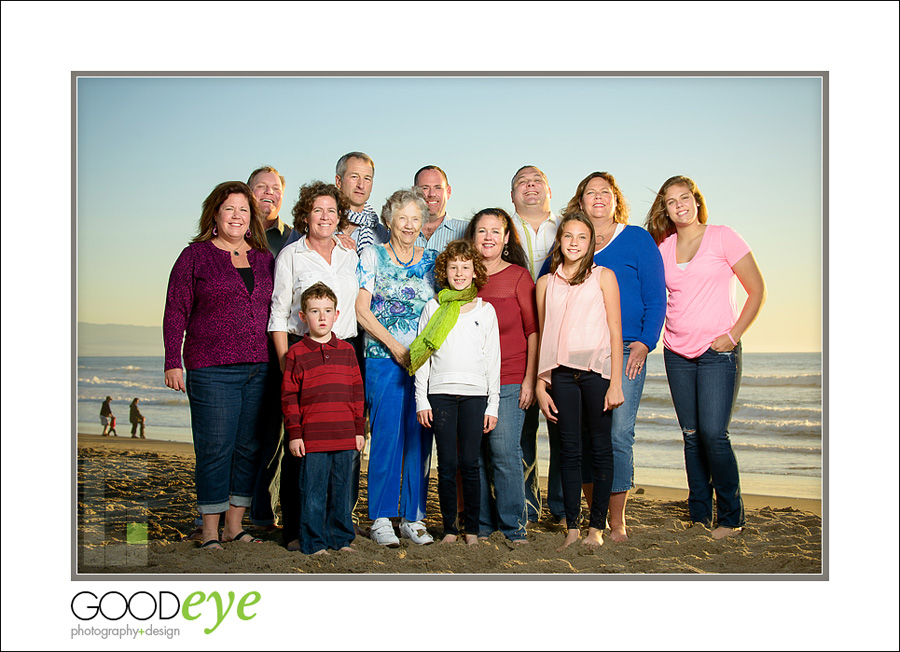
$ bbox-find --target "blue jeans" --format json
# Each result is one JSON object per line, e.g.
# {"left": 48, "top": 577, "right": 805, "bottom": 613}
{"left": 664, "top": 345, "right": 744, "bottom": 528}
{"left": 430, "top": 394, "right": 486, "bottom": 536}
{"left": 186, "top": 363, "right": 268, "bottom": 514}
{"left": 478, "top": 384, "right": 527, "bottom": 541}
{"left": 545, "top": 420, "right": 568, "bottom": 520}
{"left": 523, "top": 405, "right": 565, "bottom": 521}
{"left": 297, "top": 449, "right": 356, "bottom": 554}
{"left": 550, "top": 367, "right": 613, "bottom": 530}
{"left": 609, "top": 342, "right": 646, "bottom": 493}
{"left": 521, "top": 404, "right": 542, "bottom": 521}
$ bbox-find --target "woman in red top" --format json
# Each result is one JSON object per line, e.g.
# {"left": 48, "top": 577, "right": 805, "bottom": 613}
{"left": 464, "top": 208, "right": 537, "bottom": 543}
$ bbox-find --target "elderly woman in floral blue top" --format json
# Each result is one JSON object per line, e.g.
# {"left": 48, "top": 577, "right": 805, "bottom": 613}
{"left": 356, "top": 188, "right": 437, "bottom": 547}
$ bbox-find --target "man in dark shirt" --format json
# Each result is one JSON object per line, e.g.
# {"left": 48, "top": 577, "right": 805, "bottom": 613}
{"left": 247, "top": 165, "right": 293, "bottom": 533}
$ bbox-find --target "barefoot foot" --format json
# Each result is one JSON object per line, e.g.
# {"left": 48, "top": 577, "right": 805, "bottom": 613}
{"left": 465, "top": 534, "right": 479, "bottom": 547}
{"left": 286, "top": 539, "right": 301, "bottom": 552}
{"left": 712, "top": 526, "right": 742, "bottom": 540}
{"left": 440, "top": 534, "right": 458, "bottom": 544}
{"left": 609, "top": 525, "right": 628, "bottom": 542}
{"left": 557, "top": 528, "right": 581, "bottom": 551}
{"left": 339, "top": 546, "right": 356, "bottom": 553}
{"left": 582, "top": 527, "right": 604, "bottom": 549}
{"left": 311, "top": 549, "right": 330, "bottom": 556}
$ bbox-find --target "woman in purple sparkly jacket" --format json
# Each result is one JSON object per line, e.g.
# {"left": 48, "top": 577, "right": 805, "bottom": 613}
{"left": 163, "top": 180, "right": 275, "bottom": 550}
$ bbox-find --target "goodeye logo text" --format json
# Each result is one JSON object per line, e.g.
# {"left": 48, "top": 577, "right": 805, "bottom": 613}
{"left": 70, "top": 590, "right": 260, "bottom": 637}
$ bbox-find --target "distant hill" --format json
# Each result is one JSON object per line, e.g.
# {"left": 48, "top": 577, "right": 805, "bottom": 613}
{"left": 78, "top": 323, "right": 163, "bottom": 357}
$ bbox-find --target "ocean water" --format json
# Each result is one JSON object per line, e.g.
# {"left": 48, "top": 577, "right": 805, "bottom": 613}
{"left": 77, "top": 352, "right": 823, "bottom": 499}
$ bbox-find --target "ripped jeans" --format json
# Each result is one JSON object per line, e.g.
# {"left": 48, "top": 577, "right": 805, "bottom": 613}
{"left": 663, "top": 345, "right": 744, "bottom": 529}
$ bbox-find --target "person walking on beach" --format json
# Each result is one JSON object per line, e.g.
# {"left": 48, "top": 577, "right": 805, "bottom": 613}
{"left": 508, "top": 165, "right": 563, "bottom": 525}
{"left": 129, "top": 398, "right": 146, "bottom": 439}
{"left": 100, "top": 396, "right": 117, "bottom": 436}
{"left": 645, "top": 175, "right": 766, "bottom": 540}
{"left": 413, "top": 165, "right": 467, "bottom": 253}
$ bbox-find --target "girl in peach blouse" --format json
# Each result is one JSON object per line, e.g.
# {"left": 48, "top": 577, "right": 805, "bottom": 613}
{"left": 535, "top": 213, "right": 624, "bottom": 550}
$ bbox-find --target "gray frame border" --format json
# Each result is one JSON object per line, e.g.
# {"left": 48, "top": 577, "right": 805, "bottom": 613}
{"left": 72, "top": 70, "right": 828, "bottom": 582}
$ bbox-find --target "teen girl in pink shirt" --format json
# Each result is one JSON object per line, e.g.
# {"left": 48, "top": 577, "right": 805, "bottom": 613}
{"left": 646, "top": 176, "right": 766, "bottom": 540}
{"left": 535, "top": 213, "right": 624, "bottom": 550}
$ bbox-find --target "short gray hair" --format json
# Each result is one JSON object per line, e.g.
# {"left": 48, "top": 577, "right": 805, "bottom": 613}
{"left": 336, "top": 152, "right": 375, "bottom": 178}
{"left": 380, "top": 188, "right": 428, "bottom": 229}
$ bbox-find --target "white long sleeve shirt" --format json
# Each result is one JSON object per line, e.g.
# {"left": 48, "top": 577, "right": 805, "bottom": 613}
{"left": 414, "top": 298, "right": 501, "bottom": 418}
{"left": 267, "top": 235, "right": 359, "bottom": 340}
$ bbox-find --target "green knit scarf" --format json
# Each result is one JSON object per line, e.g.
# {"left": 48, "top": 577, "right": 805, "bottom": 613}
{"left": 407, "top": 285, "right": 478, "bottom": 375}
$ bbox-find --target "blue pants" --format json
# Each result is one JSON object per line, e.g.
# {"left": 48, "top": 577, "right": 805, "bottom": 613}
{"left": 365, "top": 358, "right": 432, "bottom": 521}
{"left": 298, "top": 449, "right": 356, "bottom": 554}
{"left": 479, "top": 384, "right": 527, "bottom": 540}
{"left": 185, "top": 363, "right": 268, "bottom": 514}
{"left": 522, "top": 404, "right": 564, "bottom": 520}
{"left": 610, "top": 342, "right": 646, "bottom": 492}
{"left": 664, "top": 345, "right": 744, "bottom": 528}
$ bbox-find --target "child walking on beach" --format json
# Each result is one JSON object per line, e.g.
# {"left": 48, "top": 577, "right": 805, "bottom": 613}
{"left": 535, "top": 213, "right": 624, "bottom": 550}
{"left": 410, "top": 240, "right": 501, "bottom": 546}
{"left": 281, "top": 282, "right": 365, "bottom": 555}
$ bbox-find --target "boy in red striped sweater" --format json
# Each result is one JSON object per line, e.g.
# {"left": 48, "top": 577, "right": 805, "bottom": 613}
{"left": 281, "top": 282, "right": 365, "bottom": 555}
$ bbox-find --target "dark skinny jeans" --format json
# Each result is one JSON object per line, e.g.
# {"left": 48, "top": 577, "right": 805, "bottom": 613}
{"left": 550, "top": 367, "right": 613, "bottom": 530}
{"left": 430, "top": 394, "right": 486, "bottom": 536}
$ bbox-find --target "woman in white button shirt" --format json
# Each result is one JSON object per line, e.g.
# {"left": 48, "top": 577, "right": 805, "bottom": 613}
{"left": 268, "top": 180, "right": 361, "bottom": 551}
{"left": 269, "top": 181, "right": 360, "bottom": 366}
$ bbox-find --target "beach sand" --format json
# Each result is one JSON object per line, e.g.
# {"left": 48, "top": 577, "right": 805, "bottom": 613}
{"left": 76, "top": 434, "right": 822, "bottom": 575}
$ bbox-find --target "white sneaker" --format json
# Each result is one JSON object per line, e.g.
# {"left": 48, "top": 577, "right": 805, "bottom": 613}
{"left": 399, "top": 518, "right": 434, "bottom": 545}
{"left": 369, "top": 518, "right": 400, "bottom": 548}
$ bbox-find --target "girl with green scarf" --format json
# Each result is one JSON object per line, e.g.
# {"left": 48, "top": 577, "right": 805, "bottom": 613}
{"left": 410, "top": 240, "right": 501, "bottom": 545}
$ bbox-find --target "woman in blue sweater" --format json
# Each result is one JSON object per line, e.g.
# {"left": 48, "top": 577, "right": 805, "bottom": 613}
{"left": 545, "top": 171, "right": 665, "bottom": 540}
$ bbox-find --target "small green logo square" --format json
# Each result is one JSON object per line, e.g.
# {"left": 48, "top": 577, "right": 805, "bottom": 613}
{"left": 127, "top": 522, "right": 148, "bottom": 545}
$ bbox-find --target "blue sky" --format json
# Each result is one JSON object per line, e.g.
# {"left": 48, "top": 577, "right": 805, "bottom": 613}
{"left": 77, "top": 74, "right": 822, "bottom": 351}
